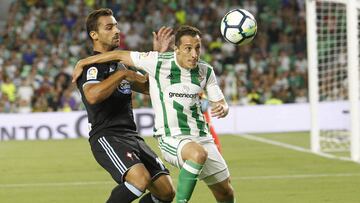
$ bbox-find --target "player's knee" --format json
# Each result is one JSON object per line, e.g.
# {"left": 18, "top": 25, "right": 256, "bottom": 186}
{"left": 125, "top": 167, "right": 152, "bottom": 191}
{"left": 182, "top": 142, "right": 208, "bottom": 164}
{"left": 164, "top": 183, "right": 176, "bottom": 201}
{"left": 215, "top": 184, "right": 234, "bottom": 201}
{"left": 135, "top": 172, "right": 151, "bottom": 191}
{"left": 157, "top": 185, "right": 175, "bottom": 201}
{"left": 190, "top": 147, "right": 208, "bottom": 164}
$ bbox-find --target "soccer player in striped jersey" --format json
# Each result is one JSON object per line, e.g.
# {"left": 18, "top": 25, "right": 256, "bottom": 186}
{"left": 73, "top": 25, "right": 235, "bottom": 203}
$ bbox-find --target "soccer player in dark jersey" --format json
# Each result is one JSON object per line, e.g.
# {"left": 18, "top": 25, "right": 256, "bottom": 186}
{"left": 75, "top": 8, "right": 174, "bottom": 203}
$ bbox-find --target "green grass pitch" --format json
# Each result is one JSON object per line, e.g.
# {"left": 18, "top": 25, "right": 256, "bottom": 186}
{"left": 0, "top": 133, "right": 360, "bottom": 203}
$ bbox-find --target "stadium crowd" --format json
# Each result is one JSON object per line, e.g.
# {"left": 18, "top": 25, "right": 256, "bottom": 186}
{"left": 0, "top": 0, "right": 308, "bottom": 113}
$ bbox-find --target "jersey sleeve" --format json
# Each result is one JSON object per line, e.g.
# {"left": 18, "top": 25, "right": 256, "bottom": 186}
{"left": 205, "top": 68, "right": 225, "bottom": 102}
{"left": 77, "top": 64, "right": 104, "bottom": 89}
{"left": 130, "top": 51, "right": 158, "bottom": 76}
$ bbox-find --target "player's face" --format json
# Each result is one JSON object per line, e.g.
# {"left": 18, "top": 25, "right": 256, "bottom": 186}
{"left": 175, "top": 35, "right": 201, "bottom": 69}
{"left": 95, "top": 16, "right": 120, "bottom": 50}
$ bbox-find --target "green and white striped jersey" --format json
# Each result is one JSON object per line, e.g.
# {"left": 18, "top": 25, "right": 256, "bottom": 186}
{"left": 130, "top": 51, "right": 224, "bottom": 137}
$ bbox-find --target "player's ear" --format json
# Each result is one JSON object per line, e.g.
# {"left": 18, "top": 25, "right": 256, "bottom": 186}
{"left": 90, "top": 31, "right": 98, "bottom": 40}
{"left": 174, "top": 46, "right": 179, "bottom": 54}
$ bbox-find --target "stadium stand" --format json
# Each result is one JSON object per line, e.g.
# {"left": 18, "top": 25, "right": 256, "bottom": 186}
{"left": 0, "top": 0, "right": 308, "bottom": 113}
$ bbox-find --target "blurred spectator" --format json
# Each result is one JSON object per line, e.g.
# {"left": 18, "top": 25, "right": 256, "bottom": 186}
{"left": 17, "top": 77, "right": 34, "bottom": 113}
{"left": 59, "top": 87, "right": 78, "bottom": 112}
{"left": 0, "top": 0, "right": 309, "bottom": 113}
{"left": 265, "top": 91, "right": 284, "bottom": 105}
{"left": 1, "top": 74, "right": 16, "bottom": 103}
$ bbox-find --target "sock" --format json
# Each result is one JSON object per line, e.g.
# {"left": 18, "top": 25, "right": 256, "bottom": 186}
{"left": 176, "top": 160, "right": 203, "bottom": 203}
{"left": 106, "top": 181, "right": 144, "bottom": 203}
{"left": 139, "top": 192, "right": 172, "bottom": 203}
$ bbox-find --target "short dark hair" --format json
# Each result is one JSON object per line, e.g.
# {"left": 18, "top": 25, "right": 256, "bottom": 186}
{"left": 174, "top": 25, "right": 202, "bottom": 47}
{"left": 86, "top": 8, "right": 113, "bottom": 40}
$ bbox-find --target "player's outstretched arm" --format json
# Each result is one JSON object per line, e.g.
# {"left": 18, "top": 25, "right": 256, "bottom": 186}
{"left": 131, "top": 73, "right": 149, "bottom": 95}
{"left": 210, "top": 99, "right": 229, "bottom": 118}
{"left": 72, "top": 50, "right": 134, "bottom": 82}
{"left": 84, "top": 69, "right": 147, "bottom": 104}
{"left": 72, "top": 26, "right": 172, "bottom": 83}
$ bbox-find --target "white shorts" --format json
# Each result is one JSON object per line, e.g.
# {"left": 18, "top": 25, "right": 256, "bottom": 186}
{"left": 158, "top": 136, "right": 230, "bottom": 185}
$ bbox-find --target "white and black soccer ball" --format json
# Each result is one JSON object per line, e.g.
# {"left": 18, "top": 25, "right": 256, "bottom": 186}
{"left": 220, "top": 9, "right": 257, "bottom": 45}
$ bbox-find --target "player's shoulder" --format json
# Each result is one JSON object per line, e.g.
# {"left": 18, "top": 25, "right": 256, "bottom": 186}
{"left": 83, "top": 62, "right": 110, "bottom": 75}
{"left": 76, "top": 64, "right": 95, "bottom": 84}
{"left": 77, "top": 63, "right": 103, "bottom": 85}
{"left": 158, "top": 52, "right": 174, "bottom": 60}
{"left": 198, "top": 60, "right": 214, "bottom": 71}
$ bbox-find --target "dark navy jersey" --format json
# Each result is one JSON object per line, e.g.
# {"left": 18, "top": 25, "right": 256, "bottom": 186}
{"left": 76, "top": 52, "right": 138, "bottom": 143}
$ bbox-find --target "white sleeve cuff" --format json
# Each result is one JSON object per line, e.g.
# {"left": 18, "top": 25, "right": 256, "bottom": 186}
{"left": 130, "top": 51, "right": 140, "bottom": 67}
{"left": 207, "top": 85, "right": 224, "bottom": 102}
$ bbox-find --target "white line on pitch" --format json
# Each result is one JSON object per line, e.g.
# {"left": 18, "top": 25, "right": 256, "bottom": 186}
{"left": 234, "top": 173, "right": 360, "bottom": 180}
{"left": 0, "top": 181, "right": 113, "bottom": 188}
{"left": 235, "top": 134, "right": 353, "bottom": 162}
{"left": 1, "top": 173, "right": 360, "bottom": 188}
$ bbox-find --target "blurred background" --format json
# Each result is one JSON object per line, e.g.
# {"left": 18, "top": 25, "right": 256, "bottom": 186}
{"left": 1, "top": 1, "right": 360, "bottom": 203}
{"left": 0, "top": 0, "right": 307, "bottom": 113}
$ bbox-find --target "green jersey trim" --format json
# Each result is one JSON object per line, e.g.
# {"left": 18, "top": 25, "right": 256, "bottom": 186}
{"left": 190, "top": 104, "right": 207, "bottom": 136}
{"left": 205, "top": 66, "right": 212, "bottom": 84}
{"left": 155, "top": 61, "right": 171, "bottom": 137}
{"left": 190, "top": 66, "right": 200, "bottom": 86}
{"left": 159, "top": 138, "right": 177, "bottom": 156}
{"left": 173, "top": 101, "right": 191, "bottom": 135}
{"left": 170, "top": 61, "right": 181, "bottom": 84}
{"left": 159, "top": 52, "right": 174, "bottom": 59}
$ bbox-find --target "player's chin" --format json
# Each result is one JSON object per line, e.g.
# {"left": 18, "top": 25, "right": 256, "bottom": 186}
{"left": 187, "top": 63, "right": 197, "bottom": 69}
{"left": 110, "top": 43, "right": 119, "bottom": 49}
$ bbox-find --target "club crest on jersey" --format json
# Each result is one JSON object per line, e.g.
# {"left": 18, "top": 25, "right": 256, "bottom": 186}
{"left": 139, "top": 52, "right": 150, "bottom": 59}
{"left": 86, "top": 67, "right": 98, "bottom": 80}
{"left": 117, "top": 80, "right": 131, "bottom": 94}
{"left": 126, "top": 152, "right": 139, "bottom": 161}
{"left": 198, "top": 75, "right": 204, "bottom": 82}
{"left": 126, "top": 152, "right": 133, "bottom": 160}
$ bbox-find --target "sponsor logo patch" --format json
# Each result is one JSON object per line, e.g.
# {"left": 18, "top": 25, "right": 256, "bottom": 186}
{"left": 139, "top": 52, "right": 150, "bottom": 59}
{"left": 86, "top": 67, "right": 98, "bottom": 80}
{"left": 165, "top": 83, "right": 202, "bottom": 106}
{"left": 117, "top": 80, "right": 131, "bottom": 94}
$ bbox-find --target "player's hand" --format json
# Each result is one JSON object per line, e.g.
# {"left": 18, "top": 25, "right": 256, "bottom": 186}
{"left": 211, "top": 103, "right": 229, "bottom": 118}
{"left": 72, "top": 60, "right": 85, "bottom": 83}
{"left": 200, "top": 99, "right": 209, "bottom": 113}
{"left": 124, "top": 70, "right": 148, "bottom": 83}
{"left": 153, "top": 26, "right": 174, "bottom": 53}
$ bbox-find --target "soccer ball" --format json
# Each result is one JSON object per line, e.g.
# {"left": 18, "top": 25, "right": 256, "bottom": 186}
{"left": 220, "top": 9, "right": 257, "bottom": 45}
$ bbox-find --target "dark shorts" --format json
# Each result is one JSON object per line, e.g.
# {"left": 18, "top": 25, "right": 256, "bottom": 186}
{"left": 91, "top": 135, "right": 169, "bottom": 184}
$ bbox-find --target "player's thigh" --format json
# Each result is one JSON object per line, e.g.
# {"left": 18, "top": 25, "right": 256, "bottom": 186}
{"left": 91, "top": 136, "right": 144, "bottom": 184}
{"left": 157, "top": 136, "right": 192, "bottom": 168}
{"left": 137, "top": 138, "right": 170, "bottom": 179}
{"left": 147, "top": 174, "right": 175, "bottom": 200}
{"left": 124, "top": 163, "right": 151, "bottom": 191}
{"left": 198, "top": 142, "right": 229, "bottom": 184}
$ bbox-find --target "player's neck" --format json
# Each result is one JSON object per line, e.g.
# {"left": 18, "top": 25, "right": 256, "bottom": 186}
{"left": 93, "top": 44, "right": 115, "bottom": 53}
